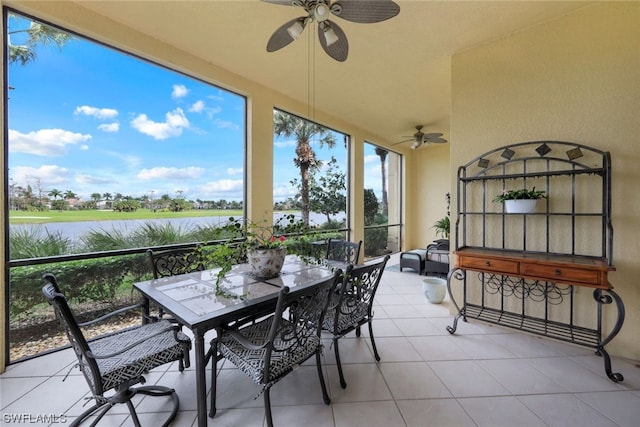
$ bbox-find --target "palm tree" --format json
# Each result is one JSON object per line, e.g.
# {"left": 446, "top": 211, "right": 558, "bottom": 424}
{"left": 375, "top": 147, "right": 389, "bottom": 216}
{"left": 47, "top": 188, "right": 62, "bottom": 200}
{"left": 8, "top": 16, "right": 73, "bottom": 66}
{"left": 102, "top": 192, "right": 112, "bottom": 209}
{"left": 273, "top": 110, "right": 336, "bottom": 225}
{"left": 63, "top": 190, "right": 77, "bottom": 200}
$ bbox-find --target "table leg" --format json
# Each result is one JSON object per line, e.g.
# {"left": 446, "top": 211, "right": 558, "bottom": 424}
{"left": 194, "top": 329, "right": 207, "bottom": 427}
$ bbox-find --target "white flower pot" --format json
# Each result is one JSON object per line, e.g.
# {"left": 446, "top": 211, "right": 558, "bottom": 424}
{"left": 247, "top": 247, "right": 286, "bottom": 279}
{"left": 504, "top": 199, "right": 537, "bottom": 214}
{"left": 422, "top": 277, "right": 447, "bottom": 304}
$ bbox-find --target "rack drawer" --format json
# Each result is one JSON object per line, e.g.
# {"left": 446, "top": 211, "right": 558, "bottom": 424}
{"left": 520, "top": 263, "right": 601, "bottom": 286}
{"left": 457, "top": 255, "right": 519, "bottom": 275}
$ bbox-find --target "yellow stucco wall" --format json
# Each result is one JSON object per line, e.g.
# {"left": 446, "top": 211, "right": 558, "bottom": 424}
{"left": 450, "top": 2, "right": 640, "bottom": 359}
{"left": 409, "top": 142, "right": 452, "bottom": 248}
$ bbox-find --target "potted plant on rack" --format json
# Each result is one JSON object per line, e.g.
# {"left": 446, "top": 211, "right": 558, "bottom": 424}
{"left": 493, "top": 187, "right": 547, "bottom": 213}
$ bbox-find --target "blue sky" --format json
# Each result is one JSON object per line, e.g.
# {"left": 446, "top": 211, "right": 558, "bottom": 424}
{"left": 7, "top": 14, "right": 385, "bottom": 205}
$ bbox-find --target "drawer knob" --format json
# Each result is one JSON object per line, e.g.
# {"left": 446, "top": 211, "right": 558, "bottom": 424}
{"left": 485, "top": 261, "right": 491, "bottom": 267}
{"left": 555, "top": 269, "right": 562, "bottom": 276}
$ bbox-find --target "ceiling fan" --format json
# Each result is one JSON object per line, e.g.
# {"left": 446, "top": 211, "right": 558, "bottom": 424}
{"left": 263, "top": 0, "right": 400, "bottom": 62}
{"left": 393, "top": 125, "right": 448, "bottom": 150}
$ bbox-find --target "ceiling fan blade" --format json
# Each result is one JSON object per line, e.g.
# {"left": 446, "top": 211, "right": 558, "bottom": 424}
{"left": 427, "top": 137, "right": 448, "bottom": 144}
{"left": 331, "top": 0, "right": 400, "bottom": 23}
{"left": 261, "top": 0, "right": 297, "bottom": 6}
{"left": 423, "top": 133, "right": 447, "bottom": 143}
{"left": 423, "top": 132, "right": 443, "bottom": 139}
{"left": 318, "top": 21, "right": 348, "bottom": 62}
{"left": 266, "top": 18, "right": 304, "bottom": 52}
{"left": 391, "top": 138, "right": 413, "bottom": 146}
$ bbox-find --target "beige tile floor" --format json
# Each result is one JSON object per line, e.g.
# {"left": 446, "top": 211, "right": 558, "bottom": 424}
{"left": 2, "top": 252, "right": 640, "bottom": 426}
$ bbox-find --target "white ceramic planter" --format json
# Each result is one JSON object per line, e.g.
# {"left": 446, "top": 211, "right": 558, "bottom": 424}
{"left": 422, "top": 277, "right": 447, "bottom": 304}
{"left": 504, "top": 199, "right": 537, "bottom": 214}
{"left": 247, "top": 247, "right": 286, "bottom": 279}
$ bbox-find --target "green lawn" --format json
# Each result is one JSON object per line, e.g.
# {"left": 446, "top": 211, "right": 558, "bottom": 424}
{"left": 9, "top": 209, "right": 244, "bottom": 224}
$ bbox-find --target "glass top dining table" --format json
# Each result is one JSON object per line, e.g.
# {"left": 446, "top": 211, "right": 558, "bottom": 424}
{"left": 133, "top": 254, "right": 345, "bottom": 427}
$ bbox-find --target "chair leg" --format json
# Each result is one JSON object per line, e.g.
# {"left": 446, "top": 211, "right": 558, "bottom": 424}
{"left": 315, "top": 350, "right": 331, "bottom": 404}
{"left": 368, "top": 320, "right": 381, "bottom": 361}
{"left": 126, "top": 400, "right": 143, "bottom": 427}
{"left": 333, "top": 337, "right": 347, "bottom": 388}
{"left": 355, "top": 326, "right": 361, "bottom": 337}
{"left": 135, "top": 386, "right": 179, "bottom": 427}
{"left": 69, "top": 402, "right": 112, "bottom": 427}
{"left": 264, "top": 386, "right": 274, "bottom": 427}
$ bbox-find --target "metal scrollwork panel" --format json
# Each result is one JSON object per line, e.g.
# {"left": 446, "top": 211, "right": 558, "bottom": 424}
{"left": 481, "top": 273, "right": 571, "bottom": 304}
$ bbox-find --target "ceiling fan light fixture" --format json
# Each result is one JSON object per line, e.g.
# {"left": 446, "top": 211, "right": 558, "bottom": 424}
{"left": 322, "top": 25, "right": 339, "bottom": 47}
{"left": 314, "top": 3, "right": 330, "bottom": 22}
{"left": 287, "top": 19, "right": 306, "bottom": 40}
{"left": 411, "top": 141, "right": 421, "bottom": 150}
{"left": 263, "top": 0, "right": 400, "bottom": 61}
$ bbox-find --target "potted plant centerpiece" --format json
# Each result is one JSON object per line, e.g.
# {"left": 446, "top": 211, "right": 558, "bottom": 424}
{"left": 493, "top": 187, "right": 547, "bottom": 213}
{"left": 244, "top": 217, "right": 289, "bottom": 279}
{"left": 212, "top": 214, "right": 313, "bottom": 280}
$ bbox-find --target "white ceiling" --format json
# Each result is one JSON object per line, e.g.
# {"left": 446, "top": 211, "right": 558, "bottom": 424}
{"left": 69, "top": 0, "right": 594, "bottom": 147}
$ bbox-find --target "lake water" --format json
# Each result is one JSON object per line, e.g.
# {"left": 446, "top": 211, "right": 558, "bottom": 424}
{"left": 10, "top": 212, "right": 343, "bottom": 243}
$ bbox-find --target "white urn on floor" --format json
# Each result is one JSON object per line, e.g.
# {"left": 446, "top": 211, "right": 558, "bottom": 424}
{"left": 422, "top": 277, "right": 447, "bottom": 304}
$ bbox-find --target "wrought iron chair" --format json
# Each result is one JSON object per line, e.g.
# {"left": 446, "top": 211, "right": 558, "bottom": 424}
{"left": 147, "top": 246, "right": 205, "bottom": 319}
{"left": 147, "top": 246, "right": 206, "bottom": 279}
{"left": 41, "top": 273, "right": 191, "bottom": 427}
{"left": 325, "top": 238, "right": 362, "bottom": 265}
{"left": 209, "top": 270, "right": 342, "bottom": 427}
{"left": 322, "top": 255, "right": 390, "bottom": 388}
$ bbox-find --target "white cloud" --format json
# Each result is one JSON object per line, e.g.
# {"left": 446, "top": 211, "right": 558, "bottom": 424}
{"left": 274, "top": 139, "right": 297, "bottom": 148}
{"left": 172, "top": 84, "right": 188, "bottom": 99}
{"left": 137, "top": 166, "right": 205, "bottom": 180}
{"left": 226, "top": 167, "right": 243, "bottom": 175}
{"left": 105, "top": 151, "right": 142, "bottom": 168}
{"left": 9, "top": 128, "right": 92, "bottom": 156}
{"left": 367, "top": 164, "right": 382, "bottom": 178}
{"left": 98, "top": 122, "right": 120, "bottom": 132}
{"left": 364, "top": 154, "right": 379, "bottom": 164}
{"left": 75, "top": 173, "right": 113, "bottom": 185}
{"left": 130, "top": 108, "right": 190, "bottom": 140}
{"left": 75, "top": 105, "right": 118, "bottom": 120}
{"left": 208, "top": 93, "right": 224, "bottom": 102}
{"left": 189, "top": 100, "right": 205, "bottom": 113}
{"left": 213, "top": 118, "right": 240, "bottom": 130}
{"left": 11, "top": 164, "right": 70, "bottom": 187}
{"left": 200, "top": 179, "right": 243, "bottom": 193}
{"left": 273, "top": 184, "right": 297, "bottom": 199}
{"left": 206, "top": 106, "right": 222, "bottom": 120}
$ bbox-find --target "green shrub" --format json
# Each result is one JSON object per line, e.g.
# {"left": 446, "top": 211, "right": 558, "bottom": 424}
{"left": 10, "top": 226, "right": 76, "bottom": 259}
{"left": 9, "top": 254, "right": 149, "bottom": 322}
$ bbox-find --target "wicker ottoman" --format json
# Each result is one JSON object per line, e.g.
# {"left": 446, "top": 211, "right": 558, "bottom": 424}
{"left": 399, "top": 249, "right": 427, "bottom": 274}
